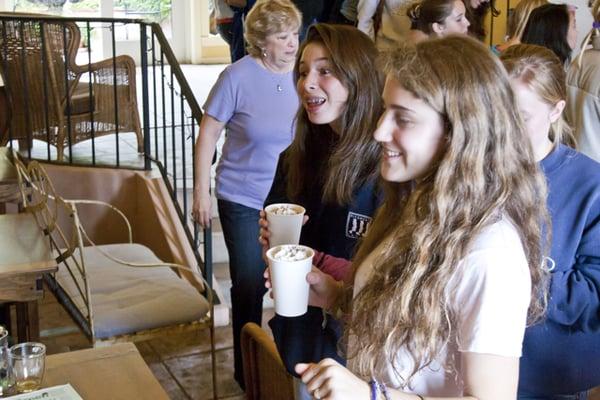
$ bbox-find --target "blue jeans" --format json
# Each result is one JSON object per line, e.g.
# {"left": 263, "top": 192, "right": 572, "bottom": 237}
{"left": 217, "top": 199, "right": 266, "bottom": 387}
{"left": 217, "top": 22, "right": 233, "bottom": 46}
{"left": 518, "top": 392, "right": 588, "bottom": 400}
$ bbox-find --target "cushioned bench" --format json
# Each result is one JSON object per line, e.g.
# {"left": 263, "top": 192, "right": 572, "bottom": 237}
{"left": 56, "top": 243, "right": 210, "bottom": 341}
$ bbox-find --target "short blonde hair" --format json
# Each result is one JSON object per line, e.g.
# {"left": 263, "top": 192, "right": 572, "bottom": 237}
{"left": 508, "top": 0, "right": 548, "bottom": 40}
{"left": 244, "top": 0, "right": 302, "bottom": 58}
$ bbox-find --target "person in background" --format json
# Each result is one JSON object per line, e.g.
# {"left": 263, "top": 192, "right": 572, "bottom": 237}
{"left": 292, "top": 0, "right": 325, "bottom": 40}
{"left": 228, "top": 0, "right": 256, "bottom": 62}
{"left": 465, "top": 0, "right": 498, "bottom": 41}
{"left": 210, "top": 0, "right": 234, "bottom": 45}
{"left": 287, "top": 35, "right": 550, "bottom": 399}
{"left": 322, "top": 0, "right": 359, "bottom": 24}
{"left": 406, "top": 0, "right": 470, "bottom": 42}
{"left": 567, "top": 0, "right": 600, "bottom": 162}
{"left": 191, "top": 0, "right": 301, "bottom": 388}
{"left": 260, "top": 23, "right": 383, "bottom": 400}
{"left": 502, "top": 43, "right": 600, "bottom": 400}
{"left": 521, "top": 3, "right": 577, "bottom": 65}
{"left": 493, "top": 0, "right": 548, "bottom": 53}
{"left": 357, "top": 0, "right": 413, "bottom": 51}
{"left": 336, "top": 0, "right": 360, "bottom": 24}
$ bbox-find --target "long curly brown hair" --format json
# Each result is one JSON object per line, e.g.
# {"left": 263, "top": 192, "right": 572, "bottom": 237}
{"left": 345, "top": 36, "right": 550, "bottom": 385}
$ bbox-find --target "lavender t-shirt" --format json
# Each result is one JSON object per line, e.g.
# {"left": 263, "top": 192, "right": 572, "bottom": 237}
{"left": 204, "top": 56, "right": 299, "bottom": 210}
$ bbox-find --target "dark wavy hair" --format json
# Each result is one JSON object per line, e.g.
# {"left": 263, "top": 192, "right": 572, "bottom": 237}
{"left": 285, "top": 23, "right": 383, "bottom": 205}
{"left": 521, "top": 4, "right": 573, "bottom": 65}
{"left": 465, "top": 0, "right": 500, "bottom": 41}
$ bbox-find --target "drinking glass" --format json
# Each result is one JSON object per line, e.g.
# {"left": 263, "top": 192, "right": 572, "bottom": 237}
{"left": 8, "top": 342, "right": 46, "bottom": 393}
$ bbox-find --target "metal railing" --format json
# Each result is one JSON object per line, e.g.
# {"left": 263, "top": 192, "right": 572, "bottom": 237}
{"left": 0, "top": 13, "right": 212, "bottom": 292}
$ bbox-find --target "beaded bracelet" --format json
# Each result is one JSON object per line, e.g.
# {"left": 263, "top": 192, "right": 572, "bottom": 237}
{"left": 377, "top": 381, "right": 389, "bottom": 400}
{"left": 369, "top": 379, "right": 379, "bottom": 400}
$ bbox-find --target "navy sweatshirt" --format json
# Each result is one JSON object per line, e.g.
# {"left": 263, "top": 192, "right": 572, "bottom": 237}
{"left": 519, "top": 145, "right": 600, "bottom": 395}
{"left": 265, "top": 150, "right": 383, "bottom": 375}
{"left": 265, "top": 152, "right": 383, "bottom": 259}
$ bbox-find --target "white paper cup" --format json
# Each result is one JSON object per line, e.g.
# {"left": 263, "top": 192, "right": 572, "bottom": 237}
{"left": 266, "top": 245, "right": 314, "bottom": 317}
{"left": 265, "top": 203, "right": 306, "bottom": 248}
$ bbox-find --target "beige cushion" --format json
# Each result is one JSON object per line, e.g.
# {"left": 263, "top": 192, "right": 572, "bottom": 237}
{"left": 56, "top": 243, "right": 209, "bottom": 340}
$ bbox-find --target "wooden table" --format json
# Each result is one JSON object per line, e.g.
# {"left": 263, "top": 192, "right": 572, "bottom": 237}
{"left": 0, "top": 212, "right": 57, "bottom": 341}
{"left": 44, "top": 343, "right": 170, "bottom": 400}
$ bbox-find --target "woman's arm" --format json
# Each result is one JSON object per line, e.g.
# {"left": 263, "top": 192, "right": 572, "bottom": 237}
{"left": 460, "top": 352, "right": 518, "bottom": 399}
{"left": 313, "top": 250, "right": 353, "bottom": 282}
{"left": 296, "top": 352, "right": 517, "bottom": 400}
{"left": 192, "top": 114, "right": 226, "bottom": 228}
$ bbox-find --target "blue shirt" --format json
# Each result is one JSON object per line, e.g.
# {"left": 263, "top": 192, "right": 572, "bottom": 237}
{"left": 203, "top": 56, "right": 299, "bottom": 210}
{"left": 519, "top": 144, "right": 600, "bottom": 395}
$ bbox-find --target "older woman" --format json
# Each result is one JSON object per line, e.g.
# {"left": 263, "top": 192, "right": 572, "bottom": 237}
{"left": 192, "top": 0, "right": 301, "bottom": 388}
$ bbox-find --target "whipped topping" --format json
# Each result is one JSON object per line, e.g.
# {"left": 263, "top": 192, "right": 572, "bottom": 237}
{"left": 271, "top": 245, "right": 310, "bottom": 261}
{"left": 268, "top": 204, "right": 301, "bottom": 215}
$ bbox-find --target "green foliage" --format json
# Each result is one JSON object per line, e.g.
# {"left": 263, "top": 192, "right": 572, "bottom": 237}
{"left": 70, "top": 0, "right": 100, "bottom": 11}
{"left": 14, "top": 0, "right": 172, "bottom": 15}
{"left": 114, "top": 0, "right": 171, "bottom": 14}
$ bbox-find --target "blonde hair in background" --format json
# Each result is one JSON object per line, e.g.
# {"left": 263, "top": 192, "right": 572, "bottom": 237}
{"left": 574, "top": 0, "right": 600, "bottom": 67}
{"left": 244, "top": 0, "right": 302, "bottom": 58}
{"left": 346, "top": 36, "right": 550, "bottom": 386}
{"left": 508, "top": 0, "right": 549, "bottom": 40}
{"left": 501, "top": 44, "right": 576, "bottom": 147}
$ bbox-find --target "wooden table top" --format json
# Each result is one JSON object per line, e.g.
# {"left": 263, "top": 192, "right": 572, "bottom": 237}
{"left": 44, "top": 343, "right": 170, "bottom": 400}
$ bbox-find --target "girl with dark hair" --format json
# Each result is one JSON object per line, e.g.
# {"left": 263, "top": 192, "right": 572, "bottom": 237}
{"left": 521, "top": 3, "right": 577, "bottom": 65}
{"left": 465, "top": 0, "right": 499, "bottom": 41}
{"left": 260, "top": 22, "right": 384, "bottom": 399}
{"left": 406, "top": 0, "right": 470, "bottom": 40}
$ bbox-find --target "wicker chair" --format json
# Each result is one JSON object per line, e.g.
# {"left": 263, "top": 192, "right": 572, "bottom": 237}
{"left": 0, "top": 16, "right": 143, "bottom": 160}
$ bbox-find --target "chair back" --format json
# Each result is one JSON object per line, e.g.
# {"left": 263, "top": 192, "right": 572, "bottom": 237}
{"left": 0, "top": 17, "right": 80, "bottom": 144}
{"left": 241, "top": 322, "right": 295, "bottom": 400}
{"left": 14, "top": 158, "right": 95, "bottom": 339}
